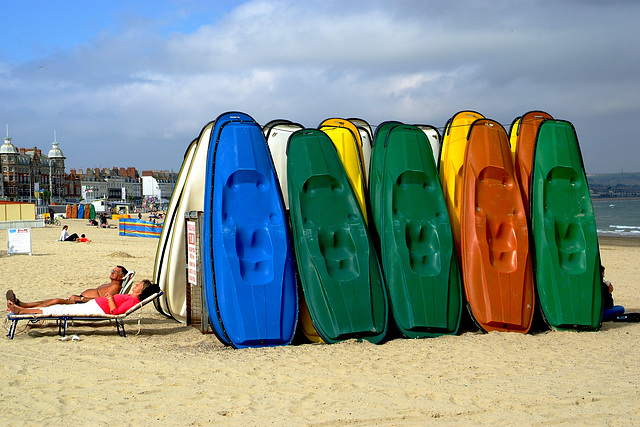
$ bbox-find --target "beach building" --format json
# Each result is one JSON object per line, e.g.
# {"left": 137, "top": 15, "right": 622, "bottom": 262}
{"left": 141, "top": 170, "right": 177, "bottom": 210}
{"left": 0, "top": 134, "right": 74, "bottom": 204}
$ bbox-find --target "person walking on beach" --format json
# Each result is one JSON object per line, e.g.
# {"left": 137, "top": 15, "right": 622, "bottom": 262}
{"left": 8, "top": 280, "right": 158, "bottom": 317}
{"left": 59, "top": 225, "right": 79, "bottom": 241}
{"left": 6, "top": 265, "right": 128, "bottom": 308}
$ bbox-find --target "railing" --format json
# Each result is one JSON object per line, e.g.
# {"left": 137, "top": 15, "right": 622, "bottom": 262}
{"left": 0, "top": 219, "right": 45, "bottom": 230}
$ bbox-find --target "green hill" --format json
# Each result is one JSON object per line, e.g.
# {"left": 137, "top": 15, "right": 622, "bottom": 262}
{"left": 587, "top": 172, "right": 640, "bottom": 187}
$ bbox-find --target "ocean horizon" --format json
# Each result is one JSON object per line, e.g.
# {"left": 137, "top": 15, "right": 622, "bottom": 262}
{"left": 593, "top": 198, "right": 640, "bottom": 237}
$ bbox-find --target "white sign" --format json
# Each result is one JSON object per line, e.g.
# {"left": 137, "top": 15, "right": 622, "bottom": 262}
{"left": 82, "top": 185, "right": 92, "bottom": 200}
{"left": 187, "top": 221, "right": 197, "bottom": 286}
{"left": 8, "top": 228, "right": 32, "bottom": 256}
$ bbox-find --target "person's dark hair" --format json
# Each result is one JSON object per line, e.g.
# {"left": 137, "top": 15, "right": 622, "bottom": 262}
{"left": 139, "top": 280, "right": 160, "bottom": 301}
{"left": 81, "top": 234, "right": 86, "bottom": 238}
{"left": 117, "top": 265, "right": 128, "bottom": 277}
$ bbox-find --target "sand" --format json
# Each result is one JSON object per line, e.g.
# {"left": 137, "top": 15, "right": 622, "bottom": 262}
{"left": 1, "top": 219, "right": 639, "bottom": 426}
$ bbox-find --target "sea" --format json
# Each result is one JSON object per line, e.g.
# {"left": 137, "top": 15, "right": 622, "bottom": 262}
{"left": 592, "top": 198, "right": 640, "bottom": 237}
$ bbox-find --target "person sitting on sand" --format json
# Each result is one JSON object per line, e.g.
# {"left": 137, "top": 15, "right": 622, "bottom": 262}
{"left": 100, "top": 213, "right": 109, "bottom": 228}
{"left": 6, "top": 265, "right": 128, "bottom": 308}
{"left": 8, "top": 280, "right": 159, "bottom": 317}
{"left": 59, "top": 225, "right": 79, "bottom": 242}
{"left": 601, "top": 264, "right": 625, "bottom": 321}
{"left": 76, "top": 234, "right": 92, "bottom": 243}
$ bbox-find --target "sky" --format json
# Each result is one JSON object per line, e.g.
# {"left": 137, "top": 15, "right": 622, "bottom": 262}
{"left": 1, "top": 0, "right": 639, "bottom": 174}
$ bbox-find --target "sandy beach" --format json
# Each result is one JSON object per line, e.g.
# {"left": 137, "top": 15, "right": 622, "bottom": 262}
{"left": 1, "top": 219, "right": 639, "bottom": 426}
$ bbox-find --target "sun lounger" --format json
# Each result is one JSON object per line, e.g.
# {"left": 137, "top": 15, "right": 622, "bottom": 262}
{"left": 5, "top": 291, "right": 163, "bottom": 339}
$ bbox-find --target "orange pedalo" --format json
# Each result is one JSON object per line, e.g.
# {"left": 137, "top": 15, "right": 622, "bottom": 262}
{"left": 461, "top": 119, "right": 534, "bottom": 333}
{"left": 512, "top": 110, "right": 553, "bottom": 213}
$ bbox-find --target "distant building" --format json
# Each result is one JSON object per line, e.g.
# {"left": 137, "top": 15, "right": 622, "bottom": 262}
{"left": 75, "top": 167, "right": 142, "bottom": 203}
{"left": 0, "top": 135, "right": 71, "bottom": 203}
{"left": 1, "top": 132, "right": 177, "bottom": 209}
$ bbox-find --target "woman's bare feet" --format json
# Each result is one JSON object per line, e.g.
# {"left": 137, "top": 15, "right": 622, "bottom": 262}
{"left": 8, "top": 301, "right": 23, "bottom": 314}
{"left": 7, "top": 301, "right": 34, "bottom": 314}
{"left": 8, "top": 301, "right": 41, "bottom": 315}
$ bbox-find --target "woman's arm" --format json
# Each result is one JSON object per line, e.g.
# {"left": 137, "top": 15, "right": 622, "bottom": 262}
{"left": 109, "top": 294, "right": 140, "bottom": 315}
{"left": 105, "top": 293, "right": 117, "bottom": 314}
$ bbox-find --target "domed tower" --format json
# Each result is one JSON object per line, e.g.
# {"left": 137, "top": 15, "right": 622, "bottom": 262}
{"left": 1, "top": 135, "right": 18, "bottom": 154}
{"left": 48, "top": 139, "right": 64, "bottom": 159}
{"left": 1, "top": 133, "right": 19, "bottom": 200}
{"left": 47, "top": 132, "right": 66, "bottom": 203}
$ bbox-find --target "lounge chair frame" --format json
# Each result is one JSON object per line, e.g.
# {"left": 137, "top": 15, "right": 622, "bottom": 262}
{"left": 5, "top": 291, "right": 163, "bottom": 339}
{"left": 119, "top": 270, "right": 136, "bottom": 295}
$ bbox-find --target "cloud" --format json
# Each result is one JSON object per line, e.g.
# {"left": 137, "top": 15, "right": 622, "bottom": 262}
{"left": 1, "top": 0, "right": 639, "bottom": 173}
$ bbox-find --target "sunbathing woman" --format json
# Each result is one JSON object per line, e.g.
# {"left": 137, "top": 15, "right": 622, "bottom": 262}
{"left": 8, "top": 280, "right": 158, "bottom": 316}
